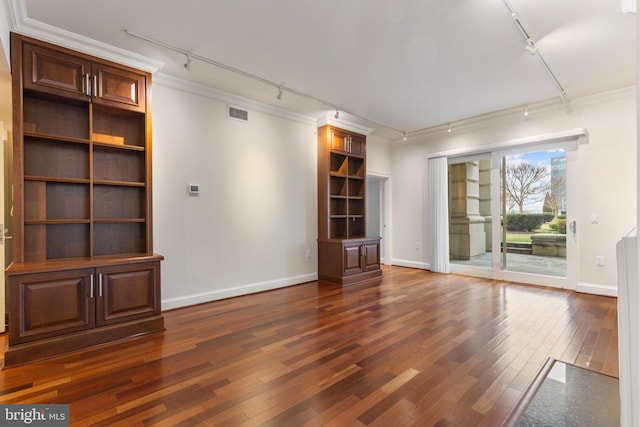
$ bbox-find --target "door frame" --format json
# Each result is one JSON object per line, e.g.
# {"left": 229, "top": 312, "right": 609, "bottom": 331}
{"left": 366, "top": 172, "right": 391, "bottom": 265}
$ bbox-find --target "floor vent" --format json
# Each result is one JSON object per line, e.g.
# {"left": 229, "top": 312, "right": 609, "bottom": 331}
{"left": 227, "top": 105, "right": 249, "bottom": 122}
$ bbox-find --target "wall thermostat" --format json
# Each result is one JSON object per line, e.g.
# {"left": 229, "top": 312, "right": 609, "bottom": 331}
{"left": 187, "top": 183, "right": 199, "bottom": 195}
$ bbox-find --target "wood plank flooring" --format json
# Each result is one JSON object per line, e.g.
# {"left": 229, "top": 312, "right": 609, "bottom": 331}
{"left": 0, "top": 266, "right": 618, "bottom": 426}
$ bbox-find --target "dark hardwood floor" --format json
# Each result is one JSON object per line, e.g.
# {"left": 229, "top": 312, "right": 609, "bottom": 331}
{"left": 0, "top": 266, "right": 618, "bottom": 426}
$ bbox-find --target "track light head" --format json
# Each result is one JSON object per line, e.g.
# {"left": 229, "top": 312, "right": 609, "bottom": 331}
{"left": 184, "top": 54, "right": 192, "bottom": 71}
{"left": 524, "top": 106, "right": 529, "bottom": 116}
{"left": 403, "top": 132, "right": 407, "bottom": 141}
{"left": 525, "top": 38, "right": 538, "bottom": 55}
{"left": 447, "top": 123, "right": 452, "bottom": 133}
{"left": 276, "top": 86, "right": 283, "bottom": 100}
{"left": 334, "top": 109, "right": 339, "bottom": 119}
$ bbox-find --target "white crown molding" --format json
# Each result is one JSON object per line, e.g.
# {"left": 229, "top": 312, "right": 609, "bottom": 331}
{"left": 403, "top": 85, "right": 636, "bottom": 142}
{"left": 154, "top": 73, "right": 317, "bottom": 127}
{"left": 316, "top": 115, "right": 373, "bottom": 135}
{"left": 5, "top": 0, "right": 163, "bottom": 73}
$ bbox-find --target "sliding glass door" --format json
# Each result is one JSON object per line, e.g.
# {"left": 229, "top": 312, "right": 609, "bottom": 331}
{"left": 448, "top": 144, "right": 573, "bottom": 288}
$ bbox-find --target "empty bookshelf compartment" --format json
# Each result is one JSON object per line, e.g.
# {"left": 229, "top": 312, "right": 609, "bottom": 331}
{"left": 348, "top": 199, "right": 364, "bottom": 216}
{"left": 330, "top": 198, "right": 347, "bottom": 216}
{"left": 23, "top": 95, "right": 89, "bottom": 139}
{"left": 348, "top": 157, "right": 365, "bottom": 177}
{"left": 330, "top": 153, "right": 348, "bottom": 175}
{"left": 93, "top": 147, "right": 145, "bottom": 183}
{"left": 24, "top": 138, "right": 89, "bottom": 180}
{"left": 46, "top": 182, "right": 89, "bottom": 220}
{"left": 348, "top": 218, "right": 365, "bottom": 238}
{"left": 94, "top": 186, "right": 145, "bottom": 220}
{"left": 46, "top": 224, "right": 90, "bottom": 259}
{"left": 330, "top": 218, "right": 347, "bottom": 239}
{"left": 22, "top": 223, "right": 90, "bottom": 261}
{"left": 94, "top": 222, "right": 146, "bottom": 256}
{"left": 348, "top": 178, "right": 364, "bottom": 198}
{"left": 93, "top": 106, "right": 145, "bottom": 148}
{"left": 330, "top": 176, "right": 347, "bottom": 196}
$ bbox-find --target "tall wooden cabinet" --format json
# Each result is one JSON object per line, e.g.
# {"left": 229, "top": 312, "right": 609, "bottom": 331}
{"left": 5, "top": 34, "right": 164, "bottom": 367}
{"left": 317, "top": 125, "right": 382, "bottom": 286}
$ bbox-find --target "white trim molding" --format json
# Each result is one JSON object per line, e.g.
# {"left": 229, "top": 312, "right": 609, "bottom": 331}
{"left": 392, "top": 259, "right": 430, "bottom": 270}
{"left": 317, "top": 114, "right": 373, "bottom": 136}
{"left": 161, "top": 273, "right": 318, "bottom": 311}
{"left": 576, "top": 282, "right": 618, "bottom": 297}
{"left": 4, "top": 0, "right": 164, "bottom": 72}
{"left": 155, "top": 73, "right": 317, "bottom": 127}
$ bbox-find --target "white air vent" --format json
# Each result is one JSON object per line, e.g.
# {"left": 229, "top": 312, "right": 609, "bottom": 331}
{"left": 227, "top": 105, "right": 249, "bottom": 122}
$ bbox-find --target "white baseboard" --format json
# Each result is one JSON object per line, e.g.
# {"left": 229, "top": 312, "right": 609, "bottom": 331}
{"left": 576, "top": 282, "right": 618, "bottom": 297}
{"left": 161, "top": 273, "right": 318, "bottom": 311}
{"left": 391, "top": 259, "right": 430, "bottom": 270}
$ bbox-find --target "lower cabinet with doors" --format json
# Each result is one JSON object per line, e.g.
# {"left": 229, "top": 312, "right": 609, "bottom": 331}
{"left": 5, "top": 255, "right": 164, "bottom": 367}
{"left": 318, "top": 238, "right": 381, "bottom": 286}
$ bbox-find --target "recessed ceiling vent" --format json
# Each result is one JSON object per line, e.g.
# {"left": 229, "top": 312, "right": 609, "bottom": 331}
{"left": 227, "top": 105, "right": 249, "bottom": 122}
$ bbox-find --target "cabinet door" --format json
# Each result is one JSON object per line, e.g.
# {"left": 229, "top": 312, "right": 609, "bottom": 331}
{"left": 92, "top": 63, "right": 146, "bottom": 112}
{"left": 330, "top": 128, "right": 350, "bottom": 153}
{"left": 23, "top": 42, "right": 91, "bottom": 101}
{"left": 96, "top": 262, "right": 160, "bottom": 326}
{"left": 343, "top": 242, "right": 364, "bottom": 275}
{"left": 363, "top": 240, "right": 381, "bottom": 271}
{"left": 8, "top": 268, "right": 95, "bottom": 344}
{"left": 349, "top": 133, "right": 366, "bottom": 156}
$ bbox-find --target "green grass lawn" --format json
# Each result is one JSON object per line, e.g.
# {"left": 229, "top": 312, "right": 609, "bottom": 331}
{"left": 506, "top": 233, "right": 532, "bottom": 243}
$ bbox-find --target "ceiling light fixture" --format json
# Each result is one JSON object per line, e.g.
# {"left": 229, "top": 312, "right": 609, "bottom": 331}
{"left": 184, "top": 54, "right": 192, "bottom": 71}
{"left": 276, "top": 86, "right": 283, "bottom": 100}
{"left": 403, "top": 132, "right": 407, "bottom": 141}
{"left": 334, "top": 109, "right": 340, "bottom": 119}
{"left": 524, "top": 106, "right": 529, "bottom": 116}
{"left": 447, "top": 123, "right": 452, "bottom": 133}
{"left": 125, "top": 30, "right": 406, "bottom": 138}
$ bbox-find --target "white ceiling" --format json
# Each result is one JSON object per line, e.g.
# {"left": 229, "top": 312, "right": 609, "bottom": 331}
{"left": 9, "top": 0, "right": 638, "bottom": 139}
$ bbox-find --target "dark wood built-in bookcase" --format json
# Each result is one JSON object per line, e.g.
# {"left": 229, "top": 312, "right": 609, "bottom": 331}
{"left": 4, "top": 33, "right": 164, "bottom": 367}
{"left": 317, "top": 125, "right": 382, "bottom": 286}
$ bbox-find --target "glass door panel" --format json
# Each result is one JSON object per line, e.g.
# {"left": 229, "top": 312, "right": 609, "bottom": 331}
{"left": 448, "top": 158, "right": 493, "bottom": 272}
{"left": 499, "top": 149, "right": 567, "bottom": 278}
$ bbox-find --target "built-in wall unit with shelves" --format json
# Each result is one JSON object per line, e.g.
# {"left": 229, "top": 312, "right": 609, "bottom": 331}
{"left": 4, "top": 33, "right": 163, "bottom": 367}
{"left": 317, "top": 124, "right": 382, "bottom": 286}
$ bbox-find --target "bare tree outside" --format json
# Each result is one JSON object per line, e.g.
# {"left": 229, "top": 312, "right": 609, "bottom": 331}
{"left": 504, "top": 162, "right": 549, "bottom": 213}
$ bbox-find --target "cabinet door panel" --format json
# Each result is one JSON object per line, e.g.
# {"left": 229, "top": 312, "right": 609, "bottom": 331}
{"left": 363, "top": 241, "right": 381, "bottom": 271}
{"left": 330, "top": 128, "right": 349, "bottom": 153}
{"left": 343, "top": 243, "right": 363, "bottom": 275}
{"left": 349, "top": 133, "right": 366, "bottom": 156}
{"left": 97, "top": 262, "right": 160, "bottom": 326}
{"left": 9, "top": 268, "right": 95, "bottom": 344}
{"left": 92, "top": 63, "right": 146, "bottom": 112}
{"left": 23, "top": 43, "right": 90, "bottom": 100}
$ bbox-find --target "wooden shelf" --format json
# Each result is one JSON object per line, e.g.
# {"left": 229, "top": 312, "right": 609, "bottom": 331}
{"left": 93, "top": 141, "right": 145, "bottom": 151}
{"left": 93, "top": 180, "right": 146, "bottom": 187}
{"left": 24, "top": 132, "right": 90, "bottom": 145}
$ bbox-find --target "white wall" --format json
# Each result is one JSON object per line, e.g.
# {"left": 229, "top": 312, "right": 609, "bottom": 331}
{"left": 366, "top": 134, "right": 392, "bottom": 176}
{"left": 153, "top": 81, "right": 320, "bottom": 309}
{"left": 391, "top": 87, "right": 637, "bottom": 293}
